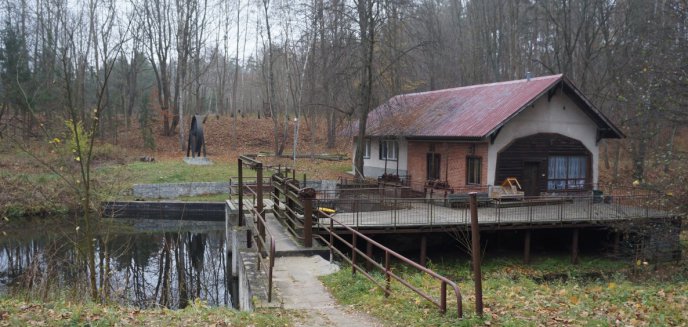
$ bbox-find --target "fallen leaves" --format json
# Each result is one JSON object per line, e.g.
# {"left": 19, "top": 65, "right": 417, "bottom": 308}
{"left": 0, "top": 299, "right": 293, "bottom": 327}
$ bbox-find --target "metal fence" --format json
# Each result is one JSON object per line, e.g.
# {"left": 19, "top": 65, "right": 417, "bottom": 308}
{"left": 314, "top": 193, "right": 675, "bottom": 229}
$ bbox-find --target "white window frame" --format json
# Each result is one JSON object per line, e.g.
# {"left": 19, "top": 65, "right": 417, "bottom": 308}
{"left": 363, "top": 138, "right": 371, "bottom": 159}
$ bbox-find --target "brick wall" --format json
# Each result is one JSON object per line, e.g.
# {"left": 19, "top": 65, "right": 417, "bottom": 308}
{"left": 407, "top": 141, "right": 489, "bottom": 192}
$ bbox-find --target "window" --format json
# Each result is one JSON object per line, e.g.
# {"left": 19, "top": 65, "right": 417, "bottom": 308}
{"left": 379, "top": 140, "right": 398, "bottom": 161}
{"left": 547, "top": 156, "right": 587, "bottom": 190}
{"left": 427, "top": 153, "right": 441, "bottom": 180}
{"left": 363, "top": 139, "right": 371, "bottom": 159}
{"left": 466, "top": 157, "right": 481, "bottom": 185}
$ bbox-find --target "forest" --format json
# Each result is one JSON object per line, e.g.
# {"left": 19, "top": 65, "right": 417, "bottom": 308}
{"left": 0, "top": 1, "right": 687, "bottom": 324}
{"left": 0, "top": 0, "right": 686, "bottom": 193}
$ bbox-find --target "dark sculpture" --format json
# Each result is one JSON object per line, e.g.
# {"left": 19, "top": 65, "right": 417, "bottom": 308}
{"left": 186, "top": 115, "right": 206, "bottom": 158}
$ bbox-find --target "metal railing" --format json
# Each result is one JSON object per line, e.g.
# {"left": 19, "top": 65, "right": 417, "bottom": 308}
{"left": 228, "top": 176, "right": 272, "bottom": 198}
{"left": 315, "top": 211, "right": 463, "bottom": 317}
{"left": 269, "top": 172, "right": 316, "bottom": 247}
{"left": 316, "top": 187, "right": 416, "bottom": 201}
{"left": 249, "top": 205, "right": 275, "bottom": 302}
{"left": 313, "top": 193, "right": 674, "bottom": 229}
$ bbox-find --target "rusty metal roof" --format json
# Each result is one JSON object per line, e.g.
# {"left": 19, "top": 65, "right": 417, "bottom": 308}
{"left": 365, "top": 74, "right": 623, "bottom": 139}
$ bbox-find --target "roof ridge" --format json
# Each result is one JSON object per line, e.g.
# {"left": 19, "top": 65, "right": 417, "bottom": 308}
{"left": 393, "top": 74, "right": 563, "bottom": 99}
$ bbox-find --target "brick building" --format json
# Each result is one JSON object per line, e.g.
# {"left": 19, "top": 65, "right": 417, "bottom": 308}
{"left": 354, "top": 74, "right": 623, "bottom": 195}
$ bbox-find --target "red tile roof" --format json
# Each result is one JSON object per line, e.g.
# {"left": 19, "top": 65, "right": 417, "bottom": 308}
{"left": 365, "top": 74, "right": 622, "bottom": 139}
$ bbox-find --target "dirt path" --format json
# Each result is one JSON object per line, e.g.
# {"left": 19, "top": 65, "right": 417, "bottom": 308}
{"left": 272, "top": 256, "right": 383, "bottom": 327}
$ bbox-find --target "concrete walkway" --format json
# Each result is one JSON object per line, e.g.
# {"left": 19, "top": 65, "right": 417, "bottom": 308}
{"left": 261, "top": 211, "right": 380, "bottom": 326}
{"left": 265, "top": 212, "right": 301, "bottom": 253}
{"left": 272, "top": 256, "right": 382, "bottom": 327}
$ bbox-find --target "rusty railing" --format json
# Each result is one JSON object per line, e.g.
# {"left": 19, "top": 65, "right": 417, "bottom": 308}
{"left": 315, "top": 211, "right": 463, "bottom": 318}
{"left": 270, "top": 173, "right": 305, "bottom": 242}
{"left": 249, "top": 205, "right": 275, "bottom": 302}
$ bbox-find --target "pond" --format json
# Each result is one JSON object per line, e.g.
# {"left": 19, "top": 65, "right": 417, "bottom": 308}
{"left": 0, "top": 219, "right": 236, "bottom": 309}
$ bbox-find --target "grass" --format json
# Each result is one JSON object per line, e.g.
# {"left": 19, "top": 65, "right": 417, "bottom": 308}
{"left": 95, "top": 159, "right": 257, "bottom": 185}
{"left": 321, "top": 253, "right": 688, "bottom": 326}
{"left": 0, "top": 297, "right": 292, "bottom": 326}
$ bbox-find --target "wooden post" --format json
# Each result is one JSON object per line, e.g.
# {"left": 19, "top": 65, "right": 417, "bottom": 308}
{"left": 351, "top": 233, "right": 357, "bottom": 274}
{"left": 524, "top": 229, "right": 532, "bottom": 264}
{"left": 420, "top": 235, "right": 428, "bottom": 267}
{"left": 384, "top": 251, "right": 391, "bottom": 297}
{"left": 299, "top": 188, "right": 315, "bottom": 248}
{"left": 237, "top": 157, "right": 243, "bottom": 226}
{"left": 613, "top": 231, "right": 620, "bottom": 257}
{"left": 572, "top": 228, "right": 580, "bottom": 265}
{"left": 366, "top": 240, "right": 373, "bottom": 271}
{"left": 256, "top": 164, "right": 265, "bottom": 241}
{"left": 469, "top": 192, "right": 483, "bottom": 316}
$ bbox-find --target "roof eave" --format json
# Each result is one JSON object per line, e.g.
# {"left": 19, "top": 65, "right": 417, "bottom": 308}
{"left": 483, "top": 75, "right": 564, "bottom": 139}
{"left": 483, "top": 75, "right": 625, "bottom": 140}
{"left": 560, "top": 76, "right": 625, "bottom": 138}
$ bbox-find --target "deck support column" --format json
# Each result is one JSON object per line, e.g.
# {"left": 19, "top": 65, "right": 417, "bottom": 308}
{"left": 420, "top": 235, "right": 427, "bottom": 267}
{"left": 524, "top": 229, "right": 532, "bottom": 264}
{"left": 571, "top": 228, "right": 580, "bottom": 265}
{"left": 613, "top": 231, "right": 620, "bottom": 257}
{"left": 366, "top": 239, "right": 374, "bottom": 271}
{"left": 469, "top": 193, "right": 483, "bottom": 316}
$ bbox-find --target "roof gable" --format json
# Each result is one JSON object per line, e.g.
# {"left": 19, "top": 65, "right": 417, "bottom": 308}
{"left": 365, "top": 74, "right": 622, "bottom": 140}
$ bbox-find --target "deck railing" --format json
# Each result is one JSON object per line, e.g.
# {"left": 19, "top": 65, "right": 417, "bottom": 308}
{"left": 314, "top": 193, "right": 674, "bottom": 229}
{"left": 315, "top": 211, "right": 463, "bottom": 318}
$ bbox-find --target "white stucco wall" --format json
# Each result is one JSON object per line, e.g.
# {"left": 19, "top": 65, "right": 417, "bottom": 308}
{"left": 487, "top": 92, "right": 600, "bottom": 186}
{"left": 353, "top": 137, "right": 408, "bottom": 177}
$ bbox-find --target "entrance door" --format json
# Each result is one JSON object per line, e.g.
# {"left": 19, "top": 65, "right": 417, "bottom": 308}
{"left": 522, "top": 162, "right": 540, "bottom": 196}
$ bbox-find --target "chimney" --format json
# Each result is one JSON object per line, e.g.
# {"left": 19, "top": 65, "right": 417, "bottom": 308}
{"left": 526, "top": 71, "right": 533, "bottom": 81}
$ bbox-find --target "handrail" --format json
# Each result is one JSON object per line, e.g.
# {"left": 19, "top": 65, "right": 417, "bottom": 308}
{"left": 249, "top": 205, "right": 275, "bottom": 302}
{"left": 315, "top": 210, "right": 463, "bottom": 318}
{"left": 245, "top": 185, "right": 258, "bottom": 205}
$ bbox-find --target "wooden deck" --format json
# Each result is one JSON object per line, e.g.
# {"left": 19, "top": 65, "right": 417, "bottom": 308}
{"left": 316, "top": 200, "right": 674, "bottom": 230}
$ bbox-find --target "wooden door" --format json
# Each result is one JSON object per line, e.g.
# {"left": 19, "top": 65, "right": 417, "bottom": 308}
{"left": 426, "top": 153, "right": 441, "bottom": 180}
{"left": 522, "top": 162, "right": 540, "bottom": 197}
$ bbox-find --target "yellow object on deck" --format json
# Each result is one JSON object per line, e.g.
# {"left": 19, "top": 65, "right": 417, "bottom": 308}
{"left": 318, "top": 207, "right": 336, "bottom": 214}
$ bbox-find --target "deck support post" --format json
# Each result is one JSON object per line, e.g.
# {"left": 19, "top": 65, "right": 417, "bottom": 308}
{"left": 572, "top": 228, "right": 580, "bottom": 265}
{"left": 524, "top": 229, "right": 532, "bottom": 264}
{"left": 366, "top": 240, "right": 374, "bottom": 271}
{"left": 420, "top": 235, "right": 427, "bottom": 267}
{"left": 613, "top": 231, "right": 620, "bottom": 257}
{"left": 469, "top": 193, "right": 483, "bottom": 316}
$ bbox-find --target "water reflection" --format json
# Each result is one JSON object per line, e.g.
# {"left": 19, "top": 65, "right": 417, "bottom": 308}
{"left": 0, "top": 224, "right": 232, "bottom": 309}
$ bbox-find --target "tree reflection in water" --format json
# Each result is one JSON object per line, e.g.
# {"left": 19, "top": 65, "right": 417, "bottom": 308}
{"left": 0, "top": 228, "right": 231, "bottom": 309}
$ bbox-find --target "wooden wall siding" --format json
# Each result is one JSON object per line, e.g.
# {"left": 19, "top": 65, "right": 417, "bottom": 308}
{"left": 407, "top": 141, "right": 488, "bottom": 192}
{"left": 495, "top": 133, "right": 591, "bottom": 194}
